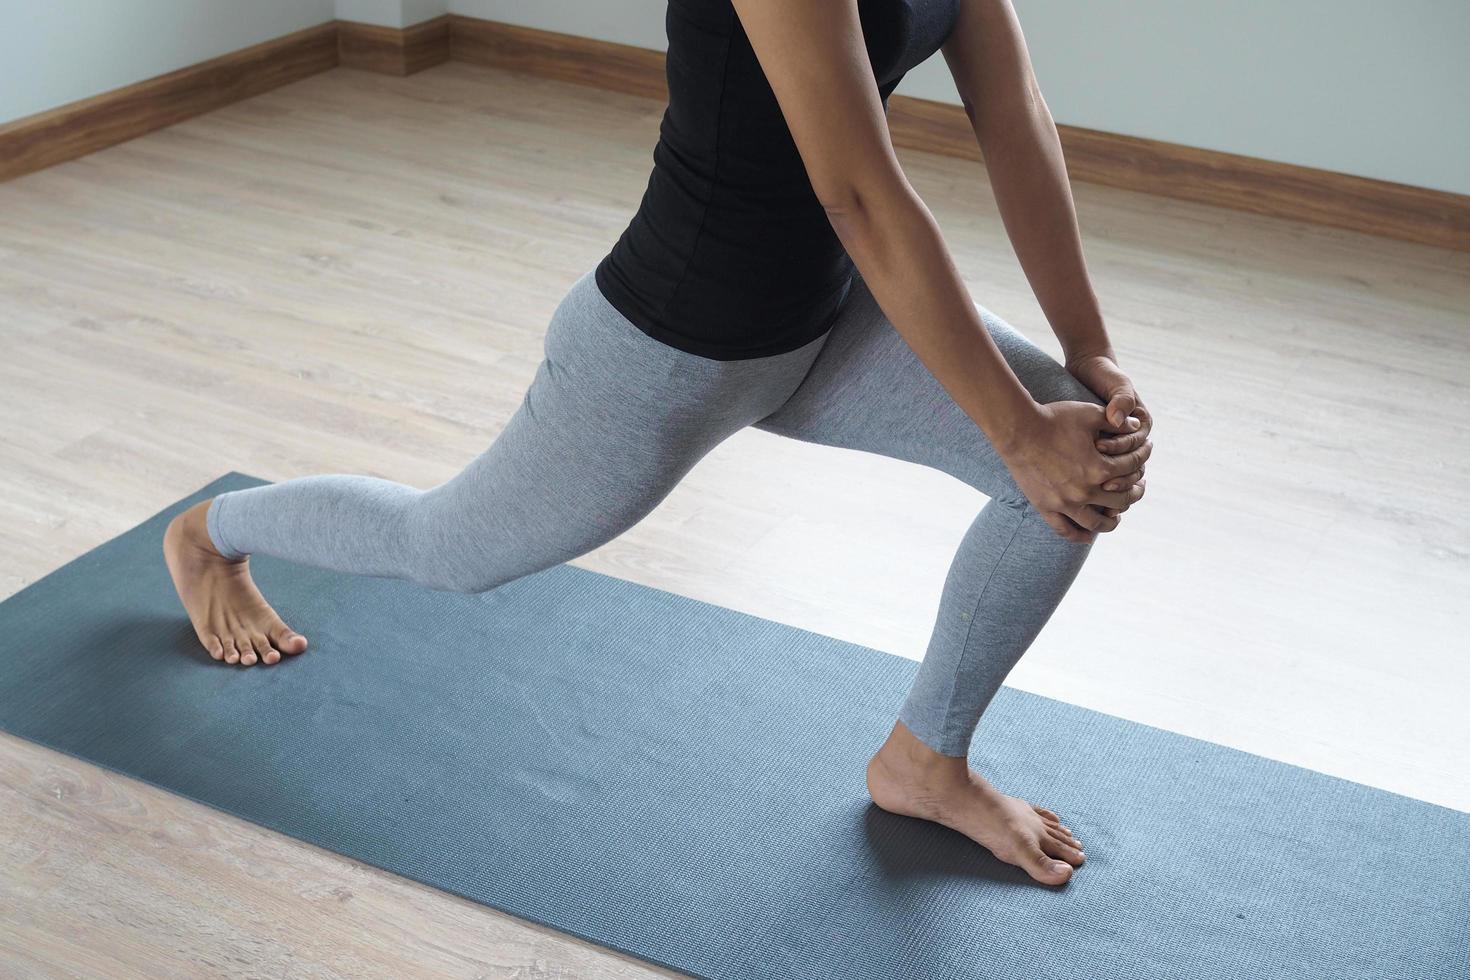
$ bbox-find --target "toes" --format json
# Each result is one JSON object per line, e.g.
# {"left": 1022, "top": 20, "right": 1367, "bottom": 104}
{"left": 1046, "top": 821, "right": 1079, "bottom": 843}
{"left": 1049, "top": 829, "right": 1083, "bottom": 855}
{"left": 1022, "top": 841, "right": 1074, "bottom": 885}
{"left": 258, "top": 631, "right": 282, "bottom": 666}
{"left": 253, "top": 630, "right": 281, "bottom": 666}
{"left": 1041, "top": 832, "right": 1086, "bottom": 866}
{"left": 267, "top": 621, "right": 307, "bottom": 656}
{"left": 1033, "top": 806, "right": 1062, "bottom": 826}
{"left": 221, "top": 636, "right": 241, "bottom": 665}
{"left": 238, "top": 634, "right": 259, "bottom": 667}
{"left": 200, "top": 633, "right": 225, "bottom": 661}
{"left": 248, "top": 632, "right": 278, "bottom": 667}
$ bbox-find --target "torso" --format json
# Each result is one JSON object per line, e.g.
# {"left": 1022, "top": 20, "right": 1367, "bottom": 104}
{"left": 593, "top": 0, "right": 961, "bottom": 360}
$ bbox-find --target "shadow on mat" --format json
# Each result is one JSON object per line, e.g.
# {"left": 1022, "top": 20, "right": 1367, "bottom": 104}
{"left": 89, "top": 612, "right": 223, "bottom": 667}
{"left": 862, "top": 804, "right": 1059, "bottom": 889}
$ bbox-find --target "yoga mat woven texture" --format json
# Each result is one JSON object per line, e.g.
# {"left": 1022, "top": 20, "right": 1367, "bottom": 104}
{"left": 1, "top": 473, "right": 1465, "bottom": 979}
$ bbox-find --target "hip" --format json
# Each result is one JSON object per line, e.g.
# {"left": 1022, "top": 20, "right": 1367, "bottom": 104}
{"left": 543, "top": 265, "right": 834, "bottom": 431}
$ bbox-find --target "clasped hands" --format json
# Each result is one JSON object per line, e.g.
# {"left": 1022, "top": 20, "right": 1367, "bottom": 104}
{"left": 1000, "top": 352, "right": 1153, "bottom": 544}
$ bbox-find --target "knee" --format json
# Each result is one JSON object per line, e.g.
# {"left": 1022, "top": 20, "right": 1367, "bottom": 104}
{"left": 398, "top": 494, "right": 522, "bottom": 595}
{"left": 979, "top": 308, "right": 1103, "bottom": 408}
{"left": 1030, "top": 357, "right": 1103, "bottom": 409}
{"left": 413, "top": 520, "right": 548, "bottom": 594}
{"left": 404, "top": 503, "right": 610, "bottom": 596}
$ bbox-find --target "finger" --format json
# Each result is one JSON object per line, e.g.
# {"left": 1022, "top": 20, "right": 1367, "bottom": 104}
{"left": 1131, "top": 405, "right": 1154, "bottom": 441}
{"left": 1088, "top": 481, "right": 1146, "bottom": 511}
{"left": 1095, "top": 428, "right": 1148, "bottom": 454}
{"left": 1043, "top": 510, "right": 1094, "bottom": 544}
{"left": 1105, "top": 391, "right": 1137, "bottom": 430}
{"left": 1068, "top": 506, "right": 1119, "bottom": 533}
{"left": 1102, "top": 468, "right": 1144, "bottom": 492}
{"left": 1097, "top": 412, "right": 1142, "bottom": 437}
{"left": 1083, "top": 487, "right": 1133, "bottom": 510}
{"left": 1100, "top": 439, "right": 1153, "bottom": 478}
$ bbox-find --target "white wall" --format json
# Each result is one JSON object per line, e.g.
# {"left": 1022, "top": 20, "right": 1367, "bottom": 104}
{"left": 5, "top": 0, "right": 1462, "bottom": 195}
{"left": 336, "top": 0, "right": 448, "bottom": 29}
{"left": 450, "top": 0, "right": 1470, "bottom": 197}
{"left": 0, "top": 0, "right": 453, "bottom": 125}
{"left": 0, "top": 0, "right": 335, "bottom": 125}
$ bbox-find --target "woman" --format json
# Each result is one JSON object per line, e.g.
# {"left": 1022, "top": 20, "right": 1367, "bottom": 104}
{"left": 164, "top": 0, "right": 1152, "bottom": 887}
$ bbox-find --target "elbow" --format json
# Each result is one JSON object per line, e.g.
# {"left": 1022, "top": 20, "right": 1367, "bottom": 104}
{"left": 817, "top": 182, "right": 893, "bottom": 244}
{"left": 817, "top": 185, "right": 875, "bottom": 249}
{"left": 817, "top": 184, "right": 868, "bottom": 223}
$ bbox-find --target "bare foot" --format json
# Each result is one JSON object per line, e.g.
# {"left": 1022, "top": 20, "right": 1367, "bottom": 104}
{"left": 866, "top": 720, "right": 1086, "bottom": 885}
{"left": 162, "top": 498, "right": 308, "bottom": 667}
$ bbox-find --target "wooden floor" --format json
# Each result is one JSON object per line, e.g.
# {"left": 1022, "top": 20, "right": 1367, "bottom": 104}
{"left": 2, "top": 61, "right": 1468, "bottom": 977}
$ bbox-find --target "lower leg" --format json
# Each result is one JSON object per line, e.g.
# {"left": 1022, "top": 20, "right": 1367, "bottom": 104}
{"left": 163, "top": 463, "right": 575, "bottom": 666}
{"left": 165, "top": 471, "right": 471, "bottom": 667}
{"left": 753, "top": 277, "right": 1106, "bottom": 882}
{"left": 204, "top": 475, "right": 422, "bottom": 580}
{"left": 867, "top": 498, "right": 1094, "bottom": 883}
{"left": 899, "top": 497, "right": 1093, "bottom": 756}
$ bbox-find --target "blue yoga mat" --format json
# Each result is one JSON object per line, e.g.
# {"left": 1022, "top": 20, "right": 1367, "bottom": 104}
{"left": 1, "top": 472, "right": 1465, "bottom": 979}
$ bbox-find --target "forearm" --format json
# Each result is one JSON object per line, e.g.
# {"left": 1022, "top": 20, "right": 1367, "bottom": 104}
{"left": 824, "top": 183, "right": 1040, "bottom": 452}
{"left": 977, "top": 101, "right": 1112, "bottom": 361}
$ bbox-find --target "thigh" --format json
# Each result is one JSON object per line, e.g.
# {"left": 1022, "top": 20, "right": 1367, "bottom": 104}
{"left": 413, "top": 280, "right": 753, "bottom": 579}
{"left": 413, "top": 269, "right": 828, "bottom": 585}
{"left": 753, "top": 273, "right": 1102, "bottom": 502}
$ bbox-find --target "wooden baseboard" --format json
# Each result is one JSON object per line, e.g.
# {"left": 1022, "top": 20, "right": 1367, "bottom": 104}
{"left": 0, "top": 22, "right": 337, "bottom": 183}
{"left": 339, "top": 15, "right": 451, "bottom": 76}
{"left": 3, "top": 13, "right": 1466, "bottom": 252}
{"left": 446, "top": 16, "right": 1469, "bottom": 252}
{"left": 886, "top": 97, "right": 1468, "bottom": 252}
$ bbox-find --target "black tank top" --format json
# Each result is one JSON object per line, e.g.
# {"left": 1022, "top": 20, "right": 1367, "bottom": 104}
{"left": 594, "top": 0, "right": 960, "bottom": 360}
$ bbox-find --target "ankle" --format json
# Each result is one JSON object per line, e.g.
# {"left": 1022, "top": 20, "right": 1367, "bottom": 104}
{"left": 172, "top": 499, "right": 232, "bottom": 561}
{"left": 870, "top": 721, "right": 968, "bottom": 786}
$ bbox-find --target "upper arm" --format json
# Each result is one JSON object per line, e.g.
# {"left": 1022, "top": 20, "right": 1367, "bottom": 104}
{"left": 731, "top": 0, "right": 909, "bottom": 213}
{"left": 939, "top": 0, "right": 1045, "bottom": 135}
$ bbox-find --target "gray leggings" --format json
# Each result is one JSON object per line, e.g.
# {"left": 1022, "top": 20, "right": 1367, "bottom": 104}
{"left": 207, "top": 267, "right": 1102, "bottom": 756}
